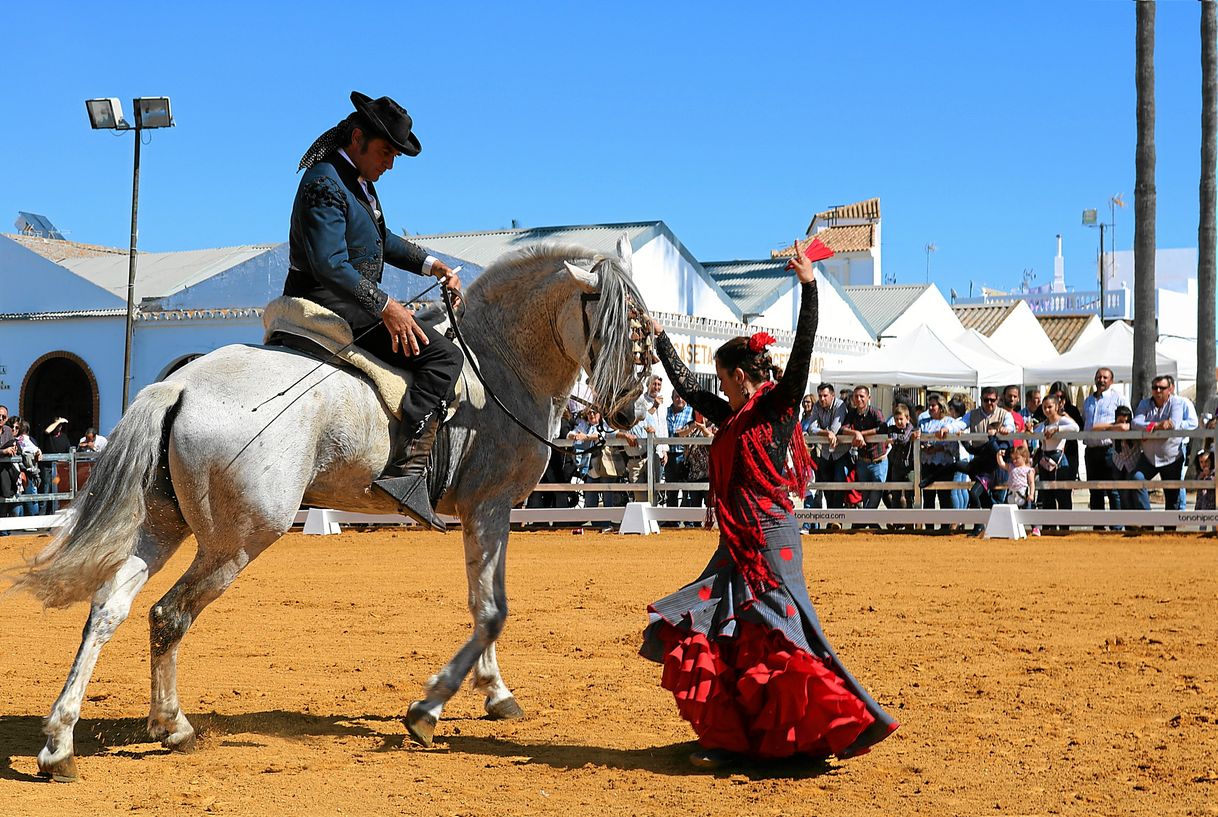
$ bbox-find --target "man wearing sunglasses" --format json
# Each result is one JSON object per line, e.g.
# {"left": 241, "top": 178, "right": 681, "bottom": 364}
{"left": 962, "top": 387, "right": 1015, "bottom": 510}
{"left": 1130, "top": 375, "right": 1189, "bottom": 513}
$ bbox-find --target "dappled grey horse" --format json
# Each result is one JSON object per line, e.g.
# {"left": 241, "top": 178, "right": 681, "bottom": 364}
{"left": 17, "top": 239, "right": 647, "bottom": 781}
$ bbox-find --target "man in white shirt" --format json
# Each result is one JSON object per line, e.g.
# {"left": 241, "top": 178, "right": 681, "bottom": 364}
{"left": 1082, "top": 367, "right": 1129, "bottom": 513}
{"left": 1130, "top": 374, "right": 1189, "bottom": 511}
{"left": 78, "top": 428, "right": 108, "bottom": 453}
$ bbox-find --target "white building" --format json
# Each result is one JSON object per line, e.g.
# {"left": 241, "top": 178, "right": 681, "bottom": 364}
{"left": 2, "top": 218, "right": 879, "bottom": 440}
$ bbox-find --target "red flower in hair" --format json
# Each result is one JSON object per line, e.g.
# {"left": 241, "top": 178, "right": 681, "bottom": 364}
{"left": 748, "top": 332, "right": 776, "bottom": 353}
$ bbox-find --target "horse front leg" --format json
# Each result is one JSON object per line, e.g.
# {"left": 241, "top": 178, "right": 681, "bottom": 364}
{"left": 406, "top": 501, "right": 516, "bottom": 746}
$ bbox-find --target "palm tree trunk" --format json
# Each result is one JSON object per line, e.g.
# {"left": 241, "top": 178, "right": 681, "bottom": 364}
{"left": 1133, "top": 0, "right": 1157, "bottom": 402}
{"left": 1199, "top": 0, "right": 1217, "bottom": 413}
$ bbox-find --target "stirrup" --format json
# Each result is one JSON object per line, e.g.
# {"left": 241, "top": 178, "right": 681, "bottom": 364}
{"left": 373, "top": 471, "right": 446, "bottom": 532}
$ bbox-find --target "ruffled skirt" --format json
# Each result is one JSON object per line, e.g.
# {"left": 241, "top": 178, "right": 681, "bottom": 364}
{"left": 640, "top": 513, "right": 898, "bottom": 759}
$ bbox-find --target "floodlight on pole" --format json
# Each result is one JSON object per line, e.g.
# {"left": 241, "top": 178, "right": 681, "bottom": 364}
{"left": 84, "top": 96, "right": 174, "bottom": 413}
{"left": 1083, "top": 207, "right": 1112, "bottom": 321}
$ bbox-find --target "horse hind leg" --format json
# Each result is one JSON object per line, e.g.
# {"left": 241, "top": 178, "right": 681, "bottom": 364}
{"left": 146, "top": 528, "right": 282, "bottom": 752}
{"left": 38, "top": 526, "right": 186, "bottom": 782}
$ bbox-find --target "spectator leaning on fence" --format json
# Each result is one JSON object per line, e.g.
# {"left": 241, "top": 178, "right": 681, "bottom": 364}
{"left": 664, "top": 389, "right": 694, "bottom": 512}
{"left": 1037, "top": 395, "right": 1080, "bottom": 520}
{"left": 806, "top": 383, "right": 852, "bottom": 510}
{"left": 1110, "top": 404, "right": 1142, "bottom": 512}
{"left": 78, "top": 427, "right": 108, "bottom": 453}
{"left": 1131, "top": 374, "right": 1191, "bottom": 513}
{"left": 1036, "top": 382, "right": 1083, "bottom": 480}
{"left": 843, "top": 385, "right": 890, "bottom": 511}
{"left": 1022, "top": 388, "right": 1042, "bottom": 454}
{"left": 1082, "top": 367, "right": 1129, "bottom": 517}
{"left": 856, "top": 403, "right": 919, "bottom": 513}
{"left": 962, "top": 387, "right": 1015, "bottom": 509}
{"left": 1002, "top": 385, "right": 1028, "bottom": 451}
{"left": 917, "top": 394, "right": 963, "bottom": 525}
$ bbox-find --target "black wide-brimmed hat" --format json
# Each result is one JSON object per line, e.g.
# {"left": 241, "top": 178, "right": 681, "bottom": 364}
{"left": 350, "top": 91, "right": 421, "bottom": 157}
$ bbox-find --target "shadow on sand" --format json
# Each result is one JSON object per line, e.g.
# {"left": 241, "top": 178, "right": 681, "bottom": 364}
{"left": 0, "top": 709, "right": 838, "bottom": 782}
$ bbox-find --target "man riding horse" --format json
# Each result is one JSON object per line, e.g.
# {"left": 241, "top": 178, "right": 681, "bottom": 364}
{"left": 284, "top": 91, "right": 463, "bottom": 531}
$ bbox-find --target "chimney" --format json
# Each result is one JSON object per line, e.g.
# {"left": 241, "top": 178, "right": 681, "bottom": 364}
{"left": 1052, "top": 234, "right": 1066, "bottom": 293}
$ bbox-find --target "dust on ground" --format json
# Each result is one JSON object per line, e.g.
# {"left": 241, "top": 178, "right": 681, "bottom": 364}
{"left": 1, "top": 528, "right": 1214, "bottom": 816}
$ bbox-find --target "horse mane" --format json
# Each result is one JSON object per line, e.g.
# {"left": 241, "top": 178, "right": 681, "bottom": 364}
{"left": 468, "top": 242, "right": 647, "bottom": 409}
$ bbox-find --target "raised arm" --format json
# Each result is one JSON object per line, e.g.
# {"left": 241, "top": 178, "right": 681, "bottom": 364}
{"left": 767, "top": 279, "right": 819, "bottom": 409}
{"left": 650, "top": 328, "right": 732, "bottom": 426}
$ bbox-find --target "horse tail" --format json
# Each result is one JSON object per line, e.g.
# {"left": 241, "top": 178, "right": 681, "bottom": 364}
{"left": 16, "top": 381, "right": 186, "bottom": 608}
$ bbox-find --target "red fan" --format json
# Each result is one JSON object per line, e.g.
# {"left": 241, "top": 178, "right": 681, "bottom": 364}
{"left": 801, "top": 237, "right": 835, "bottom": 262}
{"left": 786, "top": 237, "right": 834, "bottom": 270}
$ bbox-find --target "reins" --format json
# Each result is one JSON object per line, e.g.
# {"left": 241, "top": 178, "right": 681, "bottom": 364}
{"left": 441, "top": 263, "right": 658, "bottom": 459}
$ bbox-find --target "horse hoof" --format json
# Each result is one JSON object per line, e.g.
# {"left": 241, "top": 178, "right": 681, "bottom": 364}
{"left": 38, "top": 755, "right": 79, "bottom": 783}
{"left": 165, "top": 732, "right": 197, "bottom": 754}
{"left": 405, "top": 702, "right": 436, "bottom": 748}
{"left": 485, "top": 696, "right": 525, "bottom": 721}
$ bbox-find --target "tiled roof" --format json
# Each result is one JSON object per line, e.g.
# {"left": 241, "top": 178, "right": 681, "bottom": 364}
{"left": 1037, "top": 314, "right": 1097, "bottom": 354}
{"left": 811, "top": 198, "right": 881, "bottom": 224}
{"left": 842, "top": 284, "right": 929, "bottom": 337}
{"left": 771, "top": 223, "right": 875, "bottom": 258}
{"left": 952, "top": 302, "right": 1019, "bottom": 336}
{"left": 4, "top": 233, "right": 127, "bottom": 261}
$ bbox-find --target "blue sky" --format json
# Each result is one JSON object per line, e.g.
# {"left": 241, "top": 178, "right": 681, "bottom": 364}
{"left": 1, "top": 1, "right": 1211, "bottom": 299}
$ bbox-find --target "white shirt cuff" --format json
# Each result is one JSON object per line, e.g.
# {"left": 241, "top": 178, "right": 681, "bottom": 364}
{"left": 423, "top": 255, "right": 439, "bottom": 276}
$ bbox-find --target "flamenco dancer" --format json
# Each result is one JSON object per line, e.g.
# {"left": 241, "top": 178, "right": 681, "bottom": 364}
{"left": 641, "top": 240, "right": 898, "bottom": 770}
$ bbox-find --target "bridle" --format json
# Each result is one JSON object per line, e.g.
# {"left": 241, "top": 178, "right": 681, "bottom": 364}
{"left": 444, "top": 267, "right": 656, "bottom": 457}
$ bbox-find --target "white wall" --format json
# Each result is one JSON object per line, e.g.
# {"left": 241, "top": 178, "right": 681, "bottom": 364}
{"left": 632, "top": 236, "right": 739, "bottom": 322}
{"left": 1, "top": 316, "right": 126, "bottom": 434}
{"left": 132, "top": 317, "right": 265, "bottom": 388}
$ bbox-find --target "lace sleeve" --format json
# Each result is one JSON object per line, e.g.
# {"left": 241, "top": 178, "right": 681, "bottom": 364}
{"left": 766, "top": 280, "right": 819, "bottom": 411}
{"left": 654, "top": 332, "right": 732, "bottom": 425}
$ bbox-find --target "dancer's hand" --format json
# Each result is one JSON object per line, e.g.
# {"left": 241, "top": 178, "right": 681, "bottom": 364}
{"left": 786, "top": 239, "right": 816, "bottom": 284}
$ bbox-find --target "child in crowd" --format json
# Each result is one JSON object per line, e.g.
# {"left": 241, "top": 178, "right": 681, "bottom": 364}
{"left": 997, "top": 444, "right": 1038, "bottom": 536}
{"left": 1195, "top": 450, "right": 1214, "bottom": 512}
{"left": 1111, "top": 404, "right": 1141, "bottom": 512}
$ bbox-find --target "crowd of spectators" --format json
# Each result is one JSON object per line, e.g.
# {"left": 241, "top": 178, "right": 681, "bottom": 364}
{"left": 0, "top": 411, "right": 105, "bottom": 528}
{"left": 524, "top": 366, "right": 1214, "bottom": 533}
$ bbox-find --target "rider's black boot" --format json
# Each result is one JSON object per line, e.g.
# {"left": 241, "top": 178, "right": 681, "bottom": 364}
{"left": 373, "top": 414, "right": 446, "bottom": 532}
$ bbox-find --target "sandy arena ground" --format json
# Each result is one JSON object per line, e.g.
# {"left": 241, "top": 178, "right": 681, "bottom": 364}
{"left": 0, "top": 527, "right": 1215, "bottom": 816}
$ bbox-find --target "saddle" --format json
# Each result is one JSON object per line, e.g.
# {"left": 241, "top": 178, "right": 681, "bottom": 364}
{"left": 261, "top": 296, "right": 480, "bottom": 422}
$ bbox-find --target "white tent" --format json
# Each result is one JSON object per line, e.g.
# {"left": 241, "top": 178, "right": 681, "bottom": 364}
{"left": 1156, "top": 336, "right": 1197, "bottom": 383}
{"left": 821, "top": 323, "right": 1021, "bottom": 387}
{"left": 954, "top": 329, "right": 1026, "bottom": 384}
{"left": 1023, "top": 321, "right": 1177, "bottom": 384}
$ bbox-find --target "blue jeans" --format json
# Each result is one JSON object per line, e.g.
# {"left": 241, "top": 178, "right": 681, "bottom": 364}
{"left": 855, "top": 458, "right": 889, "bottom": 510}
{"left": 1131, "top": 455, "right": 1186, "bottom": 511}
{"left": 952, "top": 471, "right": 969, "bottom": 511}
{"left": 813, "top": 455, "right": 852, "bottom": 509}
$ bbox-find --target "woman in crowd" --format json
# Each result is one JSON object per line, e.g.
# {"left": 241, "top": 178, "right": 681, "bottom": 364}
{"left": 640, "top": 244, "right": 897, "bottom": 770}
{"left": 1035, "top": 382, "right": 1083, "bottom": 481}
{"left": 1036, "top": 394, "right": 1079, "bottom": 524}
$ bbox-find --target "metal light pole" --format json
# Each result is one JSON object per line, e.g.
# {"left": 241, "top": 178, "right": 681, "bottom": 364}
{"left": 85, "top": 96, "right": 174, "bottom": 413}
{"left": 1083, "top": 208, "right": 1112, "bottom": 321}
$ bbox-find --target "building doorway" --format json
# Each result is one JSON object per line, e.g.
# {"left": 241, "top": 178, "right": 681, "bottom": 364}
{"left": 21, "top": 352, "right": 98, "bottom": 446}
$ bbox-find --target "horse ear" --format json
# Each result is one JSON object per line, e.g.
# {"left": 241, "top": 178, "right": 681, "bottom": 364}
{"left": 563, "top": 261, "right": 600, "bottom": 293}
{"left": 616, "top": 234, "right": 633, "bottom": 271}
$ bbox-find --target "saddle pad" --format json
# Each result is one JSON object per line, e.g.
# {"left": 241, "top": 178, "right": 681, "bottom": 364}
{"left": 263, "top": 296, "right": 410, "bottom": 419}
